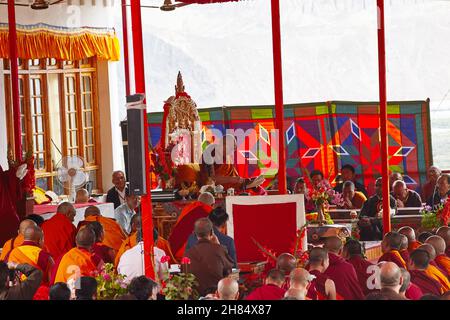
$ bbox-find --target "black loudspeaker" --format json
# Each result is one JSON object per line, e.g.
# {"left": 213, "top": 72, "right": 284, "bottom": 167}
{"left": 120, "top": 120, "right": 129, "bottom": 180}
{"left": 126, "top": 94, "right": 147, "bottom": 196}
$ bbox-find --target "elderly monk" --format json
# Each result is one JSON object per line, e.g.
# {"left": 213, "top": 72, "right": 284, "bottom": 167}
{"left": 53, "top": 227, "right": 103, "bottom": 284}
{"left": 399, "top": 234, "right": 410, "bottom": 264}
{"left": 288, "top": 268, "right": 313, "bottom": 300}
{"left": 86, "top": 222, "right": 115, "bottom": 264}
{"left": 399, "top": 268, "right": 423, "bottom": 300}
{"left": 0, "top": 219, "right": 37, "bottom": 261}
{"left": 366, "top": 262, "right": 406, "bottom": 300}
{"left": 426, "top": 236, "right": 450, "bottom": 275}
{"left": 7, "top": 225, "right": 54, "bottom": 285}
{"left": 436, "top": 226, "right": 450, "bottom": 257}
{"left": 391, "top": 180, "right": 422, "bottom": 208}
{"left": 409, "top": 249, "right": 445, "bottom": 296}
{"left": 422, "top": 166, "right": 441, "bottom": 201}
{"left": 426, "top": 174, "right": 450, "bottom": 207}
{"left": 41, "top": 202, "right": 77, "bottom": 260}
{"left": 245, "top": 269, "right": 286, "bottom": 300}
{"left": 276, "top": 253, "right": 297, "bottom": 290}
{"left": 324, "top": 237, "right": 364, "bottom": 300}
{"left": 338, "top": 181, "right": 367, "bottom": 210}
{"left": 77, "top": 206, "right": 126, "bottom": 253}
{"left": 378, "top": 232, "right": 408, "bottom": 269}
{"left": 307, "top": 247, "right": 337, "bottom": 300}
{"left": 168, "top": 192, "right": 215, "bottom": 262}
{"left": 342, "top": 239, "right": 375, "bottom": 296}
{"left": 417, "top": 244, "right": 450, "bottom": 291}
{"left": 217, "top": 278, "right": 240, "bottom": 301}
{"left": 398, "top": 226, "right": 422, "bottom": 253}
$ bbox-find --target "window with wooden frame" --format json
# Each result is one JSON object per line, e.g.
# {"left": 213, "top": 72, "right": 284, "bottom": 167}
{"left": 3, "top": 58, "right": 102, "bottom": 195}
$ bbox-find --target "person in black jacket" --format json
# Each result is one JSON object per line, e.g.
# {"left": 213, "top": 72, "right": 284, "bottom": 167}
{"left": 106, "top": 171, "right": 129, "bottom": 209}
{"left": 0, "top": 262, "right": 42, "bottom": 300}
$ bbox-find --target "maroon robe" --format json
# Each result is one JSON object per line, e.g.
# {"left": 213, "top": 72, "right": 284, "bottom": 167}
{"left": 378, "top": 250, "right": 407, "bottom": 269}
{"left": 347, "top": 255, "right": 375, "bottom": 296}
{"left": 307, "top": 269, "right": 338, "bottom": 300}
{"left": 409, "top": 270, "right": 443, "bottom": 296}
{"left": 446, "top": 247, "right": 450, "bottom": 258}
{"left": 92, "top": 242, "right": 114, "bottom": 264}
{"left": 0, "top": 167, "right": 21, "bottom": 247}
{"left": 405, "top": 283, "right": 423, "bottom": 300}
{"left": 400, "top": 250, "right": 410, "bottom": 265}
{"left": 324, "top": 253, "right": 364, "bottom": 300}
{"left": 245, "top": 284, "right": 286, "bottom": 300}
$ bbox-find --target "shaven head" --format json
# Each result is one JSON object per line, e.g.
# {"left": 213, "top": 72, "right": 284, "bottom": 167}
{"left": 400, "top": 234, "right": 408, "bottom": 251}
{"left": 217, "top": 278, "right": 239, "bottom": 300}
{"left": 381, "top": 232, "right": 403, "bottom": 252}
{"left": 19, "top": 219, "right": 37, "bottom": 235}
{"left": 284, "top": 288, "right": 305, "bottom": 300}
{"left": 57, "top": 202, "right": 76, "bottom": 222}
{"left": 398, "top": 226, "right": 416, "bottom": 243}
{"left": 436, "top": 226, "right": 450, "bottom": 247}
{"left": 276, "top": 253, "right": 297, "bottom": 275}
{"left": 84, "top": 206, "right": 101, "bottom": 218}
{"left": 75, "top": 188, "right": 90, "bottom": 204}
{"left": 425, "top": 236, "right": 446, "bottom": 256}
{"left": 130, "top": 214, "right": 142, "bottom": 233}
{"left": 194, "top": 217, "right": 213, "bottom": 240}
{"left": 379, "top": 262, "right": 402, "bottom": 291}
{"left": 198, "top": 192, "right": 215, "bottom": 207}
{"left": 265, "top": 269, "right": 285, "bottom": 287}
{"left": 409, "top": 249, "right": 430, "bottom": 270}
{"left": 23, "top": 225, "right": 43, "bottom": 243}
{"left": 76, "top": 226, "right": 96, "bottom": 250}
{"left": 324, "top": 236, "right": 343, "bottom": 254}
{"left": 418, "top": 244, "right": 436, "bottom": 261}
{"left": 399, "top": 268, "right": 411, "bottom": 294}
{"left": 418, "top": 232, "right": 433, "bottom": 244}
{"left": 343, "top": 239, "right": 364, "bottom": 259}
{"left": 289, "top": 268, "right": 312, "bottom": 290}
{"left": 308, "top": 247, "right": 329, "bottom": 270}
{"left": 87, "top": 222, "right": 104, "bottom": 243}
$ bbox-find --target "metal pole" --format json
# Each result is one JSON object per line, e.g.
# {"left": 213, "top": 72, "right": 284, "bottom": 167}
{"left": 377, "top": 0, "right": 391, "bottom": 234}
{"left": 8, "top": 0, "right": 22, "bottom": 161}
{"left": 130, "top": 0, "right": 155, "bottom": 279}
{"left": 270, "top": 0, "right": 287, "bottom": 194}
{"left": 121, "top": 0, "right": 131, "bottom": 96}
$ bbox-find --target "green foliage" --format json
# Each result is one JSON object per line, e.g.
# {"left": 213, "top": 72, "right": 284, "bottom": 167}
{"left": 95, "top": 263, "right": 129, "bottom": 300}
{"left": 162, "top": 273, "right": 199, "bottom": 300}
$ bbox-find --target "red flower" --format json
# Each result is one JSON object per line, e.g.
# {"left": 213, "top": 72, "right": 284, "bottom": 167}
{"left": 181, "top": 257, "right": 191, "bottom": 265}
{"left": 160, "top": 256, "right": 171, "bottom": 264}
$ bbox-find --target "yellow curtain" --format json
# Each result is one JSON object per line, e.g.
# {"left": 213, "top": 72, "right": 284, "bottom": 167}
{"left": 0, "top": 23, "right": 120, "bottom": 61}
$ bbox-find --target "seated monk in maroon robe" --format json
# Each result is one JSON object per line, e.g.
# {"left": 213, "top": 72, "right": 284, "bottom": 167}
{"left": 6, "top": 225, "right": 54, "bottom": 286}
{"left": 408, "top": 249, "right": 445, "bottom": 296}
{"left": 323, "top": 237, "right": 365, "bottom": 300}
{"left": 398, "top": 226, "right": 422, "bottom": 253}
{"left": 41, "top": 202, "right": 77, "bottom": 261}
{"left": 342, "top": 239, "right": 376, "bottom": 296}
{"left": 399, "top": 234, "right": 410, "bottom": 264}
{"left": 426, "top": 236, "right": 450, "bottom": 275}
{"left": 0, "top": 165, "right": 22, "bottom": 247}
{"left": 399, "top": 268, "right": 423, "bottom": 300}
{"left": 245, "top": 269, "right": 286, "bottom": 300}
{"left": 436, "top": 226, "right": 450, "bottom": 257}
{"left": 276, "top": 253, "right": 297, "bottom": 291}
{"left": 417, "top": 244, "right": 450, "bottom": 291}
{"left": 168, "top": 192, "right": 215, "bottom": 262}
{"left": 1, "top": 219, "right": 36, "bottom": 261}
{"left": 378, "top": 232, "right": 408, "bottom": 269}
{"left": 307, "top": 247, "right": 338, "bottom": 300}
{"left": 85, "top": 221, "right": 115, "bottom": 264}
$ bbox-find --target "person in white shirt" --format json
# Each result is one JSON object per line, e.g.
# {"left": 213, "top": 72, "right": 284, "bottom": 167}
{"left": 114, "top": 195, "right": 139, "bottom": 234}
{"left": 117, "top": 231, "right": 169, "bottom": 284}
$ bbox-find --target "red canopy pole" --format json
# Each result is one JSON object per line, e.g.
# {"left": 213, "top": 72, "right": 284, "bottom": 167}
{"left": 8, "top": 0, "right": 22, "bottom": 161}
{"left": 130, "top": 0, "right": 155, "bottom": 279}
{"left": 270, "top": 0, "right": 287, "bottom": 195}
{"left": 377, "top": 0, "right": 391, "bottom": 234}
{"left": 121, "top": 0, "right": 131, "bottom": 96}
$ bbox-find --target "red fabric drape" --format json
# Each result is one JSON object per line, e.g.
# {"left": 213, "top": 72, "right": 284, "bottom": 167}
{"left": 179, "top": 0, "right": 242, "bottom": 3}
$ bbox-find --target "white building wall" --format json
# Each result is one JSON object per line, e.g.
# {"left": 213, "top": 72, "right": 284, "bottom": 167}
{"left": 0, "top": 0, "right": 126, "bottom": 192}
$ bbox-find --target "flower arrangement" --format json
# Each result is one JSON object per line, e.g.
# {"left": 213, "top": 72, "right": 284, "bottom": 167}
{"left": 421, "top": 197, "right": 450, "bottom": 230}
{"left": 150, "top": 143, "right": 178, "bottom": 189}
{"left": 310, "top": 180, "right": 344, "bottom": 208}
{"left": 161, "top": 257, "right": 199, "bottom": 300}
{"left": 93, "top": 263, "right": 128, "bottom": 300}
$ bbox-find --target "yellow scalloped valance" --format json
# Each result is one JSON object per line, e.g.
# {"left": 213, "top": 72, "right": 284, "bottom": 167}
{"left": 0, "top": 23, "right": 120, "bottom": 61}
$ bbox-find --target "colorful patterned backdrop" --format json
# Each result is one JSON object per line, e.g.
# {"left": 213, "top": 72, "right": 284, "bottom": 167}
{"left": 147, "top": 100, "right": 432, "bottom": 195}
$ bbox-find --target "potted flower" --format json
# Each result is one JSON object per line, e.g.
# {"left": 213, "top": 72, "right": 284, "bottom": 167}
{"left": 93, "top": 263, "right": 128, "bottom": 300}
{"left": 162, "top": 257, "right": 199, "bottom": 300}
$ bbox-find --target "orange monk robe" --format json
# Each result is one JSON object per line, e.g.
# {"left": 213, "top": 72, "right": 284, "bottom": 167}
{"left": 214, "top": 163, "right": 241, "bottom": 191}
{"left": 42, "top": 213, "right": 77, "bottom": 260}
{"left": 53, "top": 247, "right": 102, "bottom": 284}
{"left": 435, "top": 254, "right": 450, "bottom": 275}
{"left": 78, "top": 215, "right": 126, "bottom": 252}
{"left": 7, "top": 241, "right": 53, "bottom": 285}
{"left": 168, "top": 201, "right": 213, "bottom": 261}
{"left": 424, "top": 264, "right": 450, "bottom": 293}
{"left": 114, "top": 232, "right": 138, "bottom": 267}
{"left": 408, "top": 241, "right": 422, "bottom": 253}
{"left": 378, "top": 250, "right": 407, "bottom": 269}
{"left": 0, "top": 234, "right": 24, "bottom": 261}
